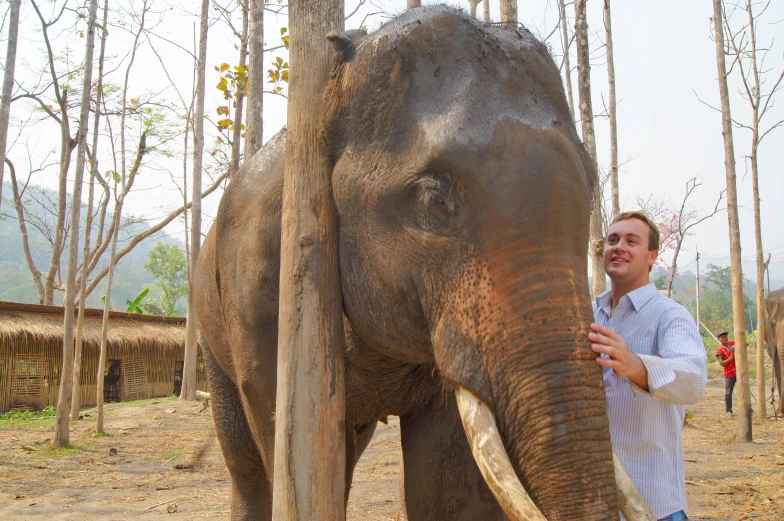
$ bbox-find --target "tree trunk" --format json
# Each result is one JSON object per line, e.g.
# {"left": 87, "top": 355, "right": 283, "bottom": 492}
{"left": 558, "top": 0, "right": 575, "bottom": 121}
{"left": 229, "top": 0, "right": 250, "bottom": 178}
{"left": 54, "top": 0, "right": 98, "bottom": 448}
{"left": 72, "top": 0, "right": 109, "bottom": 421}
{"left": 666, "top": 237, "right": 684, "bottom": 298}
{"left": 244, "top": 0, "right": 264, "bottom": 158}
{"left": 407, "top": 0, "right": 421, "bottom": 8}
{"left": 470, "top": 0, "right": 480, "bottom": 19}
{"left": 500, "top": 0, "right": 517, "bottom": 24}
{"left": 271, "top": 0, "right": 346, "bottom": 519}
{"left": 181, "top": 0, "right": 209, "bottom": 402}
{"left": 741, "top": 0, "right": 767, "bottom": 421}
{"left": 604, "top": 0, "right": 619, "bottom": 217}
{"left": 96, "top": 197, "right": 122, "bottom": 434}
{"left": 0, "top": 0, "right": 21, "bottom": 213}
{"left": 483, "top": 0, "right": 490, "bottom": 23}
{"left": 44, "top": 89, "right": 75, "bottom": 305}
{"left": 712, "top": 0, "right": 752, "bottom": 442}
{"left": 575, "top": 0, "right": 605, "bottom": 297}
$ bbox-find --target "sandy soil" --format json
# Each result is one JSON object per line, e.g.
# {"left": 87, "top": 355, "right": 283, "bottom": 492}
{"left": 0, "top": 378, "right": 782, "bottom": 520}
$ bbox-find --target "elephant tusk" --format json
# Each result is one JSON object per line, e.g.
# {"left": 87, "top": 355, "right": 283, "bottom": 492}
{"left": 455, "top": 386, "right": 548, "bottom": 521}
{"left": 456, "top": 386, "right": 656, "bottom": 521}
{"left": 613, "top": 455, "right": 656, "bottom": 521}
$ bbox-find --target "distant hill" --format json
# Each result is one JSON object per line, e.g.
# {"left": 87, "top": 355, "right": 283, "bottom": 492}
{"left": 0, "top": 182, "right": 186, "bottom": 314}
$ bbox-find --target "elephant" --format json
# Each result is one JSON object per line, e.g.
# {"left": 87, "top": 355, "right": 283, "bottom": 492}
{"left": 765, "top": 288, "right": 784, "bottom": 416}
{"left": 195, "top": 7, "right": 638, "bottom": 521}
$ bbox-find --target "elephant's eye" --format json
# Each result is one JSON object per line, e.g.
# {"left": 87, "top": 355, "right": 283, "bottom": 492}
{"left": 415, "top": 174, "right": 460, "bottom": 234}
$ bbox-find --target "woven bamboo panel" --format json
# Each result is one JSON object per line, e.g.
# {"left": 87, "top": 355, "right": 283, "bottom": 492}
{"left": 11, "top": 354, "right": 47, "bottom": 396}
{"left": 0, "top": 359, "right": 11, "bottom": 412}
{"left": 122, "top": 355, "right": 149, "bottom": 401}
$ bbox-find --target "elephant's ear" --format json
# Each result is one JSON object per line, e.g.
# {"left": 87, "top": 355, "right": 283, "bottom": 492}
{"left": 326, "top": 28, "right": 367, "bottom": 64}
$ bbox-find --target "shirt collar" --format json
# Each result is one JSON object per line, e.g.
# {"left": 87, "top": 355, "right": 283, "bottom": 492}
{"left": 595, "top": 282, "right": 659, "bottom": 314}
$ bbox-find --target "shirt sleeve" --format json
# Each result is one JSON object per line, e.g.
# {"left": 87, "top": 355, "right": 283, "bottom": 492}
{"left": 629, "top": 305, "right": 708, "bottom": 405}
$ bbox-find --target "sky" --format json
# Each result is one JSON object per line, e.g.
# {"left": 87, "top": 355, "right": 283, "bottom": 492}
{"left": 3, "top": 0, "right": 784, "bottom": 285}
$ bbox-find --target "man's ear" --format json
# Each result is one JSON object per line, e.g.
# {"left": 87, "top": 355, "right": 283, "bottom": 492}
{"left": 648, "top": 249, "right": 658, "bottom": 268}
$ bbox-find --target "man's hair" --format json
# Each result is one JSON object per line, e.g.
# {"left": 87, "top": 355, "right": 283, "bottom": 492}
{"left": 610, "top": 211, "right": 660, "bottom": 251}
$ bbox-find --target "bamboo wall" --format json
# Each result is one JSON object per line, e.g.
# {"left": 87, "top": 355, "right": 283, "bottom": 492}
{"left": 0, "top": 334, "right": 208, "bottom": 413}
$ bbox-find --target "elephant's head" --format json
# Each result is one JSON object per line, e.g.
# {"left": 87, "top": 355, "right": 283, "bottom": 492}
{"left": 325, "top": 8, "right": 619, "bottom": 520}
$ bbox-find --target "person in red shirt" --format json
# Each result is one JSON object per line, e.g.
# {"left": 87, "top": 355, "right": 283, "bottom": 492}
{"left": 714, "top": 331, "right": 736, "bottom": 418}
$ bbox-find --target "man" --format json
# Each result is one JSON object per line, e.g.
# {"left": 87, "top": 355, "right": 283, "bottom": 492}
{"left": 714, "top": 331, "right": 736, "bottom": 418}
{"left": 588, "top": 211, "right": 708, "bottom": 521}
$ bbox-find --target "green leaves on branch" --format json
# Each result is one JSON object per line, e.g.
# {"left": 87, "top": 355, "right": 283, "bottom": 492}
{"left": 267, "top": 55, "right": 289, "bottom": 95}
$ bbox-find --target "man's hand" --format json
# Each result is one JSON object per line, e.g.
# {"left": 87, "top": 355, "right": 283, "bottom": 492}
{"left": 719, "top": 353, "right": 735, "bottom": 367}
{"left": 589, "top": 323, "right": 649, "bottom": 391}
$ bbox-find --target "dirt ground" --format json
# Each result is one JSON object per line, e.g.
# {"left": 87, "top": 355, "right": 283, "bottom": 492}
{"left": 1, "top": 378, "right": 782, "bottom": 520}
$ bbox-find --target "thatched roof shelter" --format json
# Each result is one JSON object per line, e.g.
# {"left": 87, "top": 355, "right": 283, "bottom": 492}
{"left": 0, "top": 301, "right": 187, "bottom": 356}
{"left": 0, "top": 301, "right": 206, "bottom": 413}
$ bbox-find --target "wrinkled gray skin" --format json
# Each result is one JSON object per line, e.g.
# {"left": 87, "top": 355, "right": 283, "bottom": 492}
{"left": 195, "top": 7, "right": 618, "bottom": 521}
{"left": 766, "top": 288, "right": 784, "bottom": 416}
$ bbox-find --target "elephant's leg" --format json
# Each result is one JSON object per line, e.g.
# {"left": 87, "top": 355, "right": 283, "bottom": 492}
{"left": 203, "top": 340, "right": 272, "bottom": 521}
{"left": 345, "top": 421, "right": 378, "bottom": 503}
{"left": 399, "top": 394, "right": 506, "bottom": 521}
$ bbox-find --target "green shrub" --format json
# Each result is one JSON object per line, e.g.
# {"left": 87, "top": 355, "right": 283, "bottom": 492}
{"left": 0, "top": 405, "right": 56, "bottom": 422}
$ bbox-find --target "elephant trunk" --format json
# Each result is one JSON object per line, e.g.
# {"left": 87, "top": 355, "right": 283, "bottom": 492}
{"left": 433, "top": 269, "right": 620, "bottom": 520}
{"left": 490, "top": 305, "right": 617, "bottom": 521}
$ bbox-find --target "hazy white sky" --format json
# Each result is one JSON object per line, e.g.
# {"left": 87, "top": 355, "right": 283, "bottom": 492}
{"left": 5, "top": 0, "right": 784, "bottom": 284}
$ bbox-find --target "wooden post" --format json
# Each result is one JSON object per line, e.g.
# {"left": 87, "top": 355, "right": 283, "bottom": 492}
{"left": 272, "top": 0, "right": 346, "bottom": 519}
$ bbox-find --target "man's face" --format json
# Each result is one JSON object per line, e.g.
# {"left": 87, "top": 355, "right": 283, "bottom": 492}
{"left": 604, "top": 218, "right": 658, "bottom": 286}
{"left": 719, "top": 334, "right": 729, "bottom": 346}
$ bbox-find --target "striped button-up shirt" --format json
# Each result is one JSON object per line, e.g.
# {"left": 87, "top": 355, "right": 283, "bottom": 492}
{"left": 593, "top": 283, "right": 707, "bottom": 519}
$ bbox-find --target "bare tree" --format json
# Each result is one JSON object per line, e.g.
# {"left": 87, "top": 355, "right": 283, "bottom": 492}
{"left": 712, "top": 0, "right": 751, "bottom": 442}
{"left": 230, "top": 1, "right": 249, "bottom": 176}
{"left": 181, "top": 0, "right": 210, "bottom": 402}
{"left": 5, "top": 154, "right": 46, "bottom": 300}
{"left": 722, "top": 0, "right": 784, "bottom": 420}
{"left": 272, "top": 0, "right": 346, "bottom": 518}
{"left": 30, "top": 0, "right": 79, "bottom": 306}
{"left": 0, "top": 0, "right": 21, "bottom": 212}
{"left": 603, "top": 0, "right": 619, "bottom": 217}
{"left": 558, "top": 0, "right": 575, "bottom": 121}
{"left": 574, "top": 0, "right": 605, "bottom": 297}
{"left": 213, "top": 0, "right": 250, "bottom": 177}
{"left": 97, "top": 0, "right": 151, "bottom": 433}
{"left": 72, "top": 0, "right": 110, "bottom": 421}
{"left": 661, "top": 179, "right": 725, "bottom": 298}
{"left": 54, "top": 0, "right": 99, "bottom": 448}
{"left": 244, "top": 0, "right": 264, "bottom": 158}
